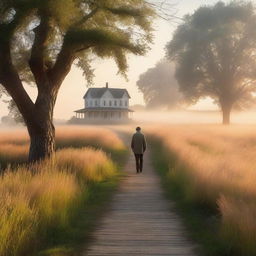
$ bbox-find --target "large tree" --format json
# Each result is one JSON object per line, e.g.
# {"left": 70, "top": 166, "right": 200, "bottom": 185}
{"left": 137, "top": 60, "right": 182, "bottom": 109}
{"left": 167, "top": 1, "right": 256, "bottom": 124}
{"left": 0, "top": 0, "right": 155, "bottom": 161}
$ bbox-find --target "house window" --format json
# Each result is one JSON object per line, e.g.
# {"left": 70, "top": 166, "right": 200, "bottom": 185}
{"left": 120, "top": 100, "right": 123, "bottom": 106}
{"left": 109, "top": 100, "right": 112, "bottom": 107}
{"left": 114, "top": 100, "right": 117, "bottom": 106}
{"left": 103, "top": 100, "right": 106, "bottom": 106}
{"left": 95, "top": 100, "right": 97, "bottom": 106}
{"left": 125, "top": 101, "right": 128, "bottom": 107}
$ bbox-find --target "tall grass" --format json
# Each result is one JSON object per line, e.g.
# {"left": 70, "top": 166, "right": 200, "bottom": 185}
{"left": 56, "top": 126, "right": 124, "bottom": 151}
{"left": 0, "top": 144, "right": 29, "bottom": 167}
{"left": 0, "top": 126, "right": 125, "bottom": 169}
{"left": 55, "top": 148, "right": 116, "bottom": 182}
{"left": 148, "top": 125, "right": 256, "bottom": 256}
{"left": 0, "top": 126, "right": 124, "bottom": 150}
{"left": 0, "top": 146, "right": 119, "bottom": 256}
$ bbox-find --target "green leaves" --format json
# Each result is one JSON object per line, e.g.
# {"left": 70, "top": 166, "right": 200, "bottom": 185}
{"left": 47, "top": 0, "right": 81, "bottom": 30}
{"left": 68, "top": 28, "right": 145, "bottom": 76}
{"left": 1, "top": 0, "right": 155, "bottom": 84}
{"left": 67, "top": 28, "right": 144, "bottom": 54}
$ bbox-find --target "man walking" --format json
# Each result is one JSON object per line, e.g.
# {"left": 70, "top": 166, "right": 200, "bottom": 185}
{"left": 131, "top": 127, "right": 147, "bottom": 173}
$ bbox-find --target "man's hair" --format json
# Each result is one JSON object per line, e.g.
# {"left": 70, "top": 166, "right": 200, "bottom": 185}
{"left": 136, "top": 126, "right": 141, "bottom": 131}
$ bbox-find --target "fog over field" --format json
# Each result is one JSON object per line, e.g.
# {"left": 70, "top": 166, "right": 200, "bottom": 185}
{"left": 132, "top": 111, "right": 256, "bottom": 125}
{"left": 2, "top": 110, "right": 256, "bottom": 131}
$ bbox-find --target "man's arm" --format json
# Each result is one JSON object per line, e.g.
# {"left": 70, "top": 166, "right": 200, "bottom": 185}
{"left": 131, "top": 134, "right": 134, "bottom": 149}
{"left": 143, "top": 135, "right": 147, "bottom": 152}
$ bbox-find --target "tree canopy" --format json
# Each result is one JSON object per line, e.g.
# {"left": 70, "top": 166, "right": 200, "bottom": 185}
{"left": 0, "top": 0, "right": 155, "bottom": 161}
{"left": 0, "top": 0, "right": 154, "bottom": 83}
{"left": 167, "top": 1, "right": 256, "bottom": 124}
{"left": 137, "top": 60, "right": 182, "bottom": 109}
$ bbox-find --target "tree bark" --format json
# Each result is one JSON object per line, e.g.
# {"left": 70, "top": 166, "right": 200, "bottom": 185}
{"left": 28, "top": 119, "right": 55, "bottom": 162}
{"left": 221, "top": 103, "right": 232, "bottom": 125}
{"left": 27, "top": 89, "right": 57, "bottom": 162}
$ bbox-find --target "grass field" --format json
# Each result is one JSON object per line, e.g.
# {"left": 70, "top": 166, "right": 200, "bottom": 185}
{"left": 0, "top": 126, "right": 128, "bottom": 256}
{"left": 0, "top": 126, "right": 125, "bottom": 169}
{"left": 148, "top": 125, "right": 256, "bottom": 256}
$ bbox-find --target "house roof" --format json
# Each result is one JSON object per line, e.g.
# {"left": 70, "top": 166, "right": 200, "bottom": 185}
{"left": 83, "top": 87, "right": 131, "bottom": 99}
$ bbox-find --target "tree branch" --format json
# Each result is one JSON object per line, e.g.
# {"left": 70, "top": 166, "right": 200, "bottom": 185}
{"left": 0, "top": 40, "right": 35, "bottom": 123}
{"left": 72, "top": 7, "right": 99, "bottom": 28}
{"left": 0, "top": 8, "right": 35, "bottom": 123}
{"left": 67, "top": 28, "right": 145, "bottom": 54}
{"left": 145, "top": 0, "right": 181, "bottom": 21}
{"left": 49, "top": 43, "right": 75, "bottom": 88}
{"left": 29, "top": 13, "right": 51, "bottom": 89}
{"left": 50, "top": 27, "right": 144, "bottom": 87}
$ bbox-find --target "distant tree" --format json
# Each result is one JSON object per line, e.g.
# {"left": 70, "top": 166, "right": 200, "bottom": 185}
{"left": 1, "top": 115, "right": 16, "bottom": 126}
{"left": 6, "top": 99, "right": 25, "bottom": 124}
{"left": 0, "top": 0, "right": 155, "bottom": 161}
{"left": 167, "top": 1, "right": 256, "bottom": 124}
{"left": 0, "top": 87, "right": 25, "bottom": 124}
{"left": 137, "top": 60, "right": 182, "bottom": 109}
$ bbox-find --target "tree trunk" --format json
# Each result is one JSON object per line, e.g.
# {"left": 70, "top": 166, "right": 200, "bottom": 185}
{"left": 221, "top": 104, "right": 232, "bottom": 125}
{"left": 28, "top": 119, "right": 55, "bottom": 162}
{"left": 27, "top": 90, "right": 57, "bottom": 162}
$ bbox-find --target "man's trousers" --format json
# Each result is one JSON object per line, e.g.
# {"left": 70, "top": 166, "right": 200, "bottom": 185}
{"left": 134, "top": 154, "right": 143, "bottom": 173}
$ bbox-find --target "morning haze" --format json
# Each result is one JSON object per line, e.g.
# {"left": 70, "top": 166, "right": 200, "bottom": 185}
{"left": 0, "top": 0, "right": 229, "bottom": 120}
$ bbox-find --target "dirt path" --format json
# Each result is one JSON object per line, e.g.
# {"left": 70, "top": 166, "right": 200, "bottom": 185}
{"left": 83, "top": 135, "right": 198, "bottom": 256}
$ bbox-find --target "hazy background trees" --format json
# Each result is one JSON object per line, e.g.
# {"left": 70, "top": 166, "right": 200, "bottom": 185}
{"left": 137, "top": 60, "right": 182, "bottom": 109}
{"left": 167, "top": 1, "right": 256, "bottom": 124}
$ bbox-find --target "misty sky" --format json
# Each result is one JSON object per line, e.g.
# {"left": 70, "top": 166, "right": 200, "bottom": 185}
{"left": 0, "top": 0, "right": 230, "bottom": 120}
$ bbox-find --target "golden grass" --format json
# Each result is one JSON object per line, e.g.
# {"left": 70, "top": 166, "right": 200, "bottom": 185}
{"left": 0, "top": 126, "right": 125, "bottom": 168}
{"left": 147, "top": 124, "right": 256, "bottom": 254}
{"left": 0, "top": 144, "right": 29, "bottom": 165}
{"left": 0, "top": 130, "right": 29, "bottom": 145}
{"left": 55, "top": 148, "right": 116, "bottom": 182}
{"left": 0, "top": 163, "right": 81, "bottom": 256}
{"left": 0, "top": 192, "right": 38, "bottom": 256}
{"left": 0, "top": 128, "right": 120, "bottom": 256}
{"left": 56, "top": 126, "right": 124, "bottom": 151}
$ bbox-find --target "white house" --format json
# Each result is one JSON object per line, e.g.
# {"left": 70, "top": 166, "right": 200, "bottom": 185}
{"left": 74, "top": 83, "right": 133, "bottom": 121}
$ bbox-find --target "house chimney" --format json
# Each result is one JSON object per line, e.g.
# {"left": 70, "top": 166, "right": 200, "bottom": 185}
{"left": 106, "top": 82, "right": 108, "bottom": 88}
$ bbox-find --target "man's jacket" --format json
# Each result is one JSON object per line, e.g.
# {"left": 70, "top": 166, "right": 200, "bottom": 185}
{"left": 131, "top": 132, "right": 147, "bottom": 154}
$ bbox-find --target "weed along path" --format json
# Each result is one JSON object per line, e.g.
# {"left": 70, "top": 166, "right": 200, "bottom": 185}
{"left": 83, "top": 135, "right": 198, "bottom": 256}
